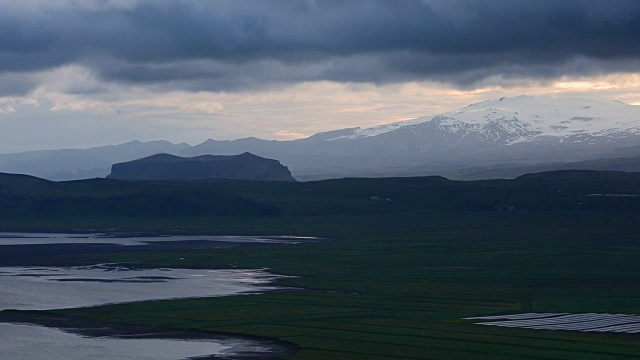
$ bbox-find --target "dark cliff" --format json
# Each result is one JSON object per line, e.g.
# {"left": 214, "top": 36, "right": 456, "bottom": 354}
{"left": 107, "top": 152, "right": 296, "bottom": 182}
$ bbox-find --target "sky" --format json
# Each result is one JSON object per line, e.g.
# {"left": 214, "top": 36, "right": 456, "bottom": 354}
{"left": 1, "top": 0, "right": 640, "bottom": 153}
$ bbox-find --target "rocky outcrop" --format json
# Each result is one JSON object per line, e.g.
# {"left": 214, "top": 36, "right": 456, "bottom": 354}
{"left": 108, "top": 152, "right": 296, "bottom": 182}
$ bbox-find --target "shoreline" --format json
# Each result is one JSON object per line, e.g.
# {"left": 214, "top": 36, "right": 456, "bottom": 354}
{"left": 0, "top": 231, "right": 309, "bottom": 358}
{"left": 0, "top": 230, "right": 312, "bottom": 360}
{"left": 0, "top": 234, "right": 324, "bottom": 268}
{"left": 0, "top": 310, "right": 298, "bottom": 359}
{"left": 0, "top": 228, "right": 327, "bottom": 240}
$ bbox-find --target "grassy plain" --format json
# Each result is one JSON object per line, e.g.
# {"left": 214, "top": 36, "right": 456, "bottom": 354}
{"left": 10, "top": 212, "right": 633, "bottom": 359}
{"left": 2, "top": 172, "right": 640, "bottom": 359}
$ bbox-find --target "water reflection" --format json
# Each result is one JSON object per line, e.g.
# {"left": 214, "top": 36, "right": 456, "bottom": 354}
{"left": 0, "top": 233, "right": 301, "bottom": 359}
{"left": 0, "top": 232, "right": 314, "bottom": 246}
{"left": 0, "top": 264, "right": 288, "bottom": 310}
{"left": 0, "top": 323, "right": 252, "bottom": 360}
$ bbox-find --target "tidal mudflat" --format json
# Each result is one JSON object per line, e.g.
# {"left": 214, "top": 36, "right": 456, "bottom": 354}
{"left": 0, "top": 232, "right": 303, "bottom": 359}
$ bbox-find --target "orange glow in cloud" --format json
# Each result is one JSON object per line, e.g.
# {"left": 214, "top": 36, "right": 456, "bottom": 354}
{"left": 10, "top": 65, "right": 640, "bottom": 143}
{"left": 273, "top": 130, "right": 308, "bottom": 139}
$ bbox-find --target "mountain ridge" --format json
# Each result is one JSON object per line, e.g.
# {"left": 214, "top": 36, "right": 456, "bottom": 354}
{"left": 2, "top": 96, "right": 640, "bottom": 181}
{"left": 179, "top": 96, "right": 640, "bottom": 180}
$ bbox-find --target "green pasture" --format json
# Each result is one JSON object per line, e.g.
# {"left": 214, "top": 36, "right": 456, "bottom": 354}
{"left": 30, "top": 211, "right": 640, "bottom": 359}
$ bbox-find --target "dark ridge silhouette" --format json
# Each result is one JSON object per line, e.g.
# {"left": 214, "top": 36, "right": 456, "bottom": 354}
{"left": 1, "top": 170, "right": 640, "bottom": 220}
{"left": 107, "top": 152, "right": 296, "bottom": 182}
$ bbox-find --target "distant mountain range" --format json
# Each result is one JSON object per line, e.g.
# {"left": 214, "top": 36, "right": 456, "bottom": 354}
{"left": 2, "top": 96, "right": 640, "bottom": 181}
{"left": 108, "top": 153, "right": 296, "bottom": 182}
{"left": 0, "top": 140, "right": 189, "bottom": 181}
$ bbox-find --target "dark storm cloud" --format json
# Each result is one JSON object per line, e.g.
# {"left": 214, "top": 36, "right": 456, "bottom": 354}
{"left": 2, "top": 0, "right": 640, "bottom": 94}
{"left": 0, "top": 73, "right": 36, "bottom": 97}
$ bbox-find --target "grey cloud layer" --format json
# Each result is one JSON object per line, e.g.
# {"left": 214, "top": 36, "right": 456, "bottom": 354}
{"left": 2, "top": 0, "right": 640, "bottom": 94}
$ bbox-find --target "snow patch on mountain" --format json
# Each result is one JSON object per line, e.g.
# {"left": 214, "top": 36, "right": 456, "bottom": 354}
{"left": 324, "top": 116, "right": 432, "bottom": 141}
{"left": 325, "top": 95, "right": 640, "bottom": 144}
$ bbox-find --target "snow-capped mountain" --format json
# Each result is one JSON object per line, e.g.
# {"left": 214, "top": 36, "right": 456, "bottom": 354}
{"left": 2, "top": 96, "right": 640, "bottom": 181}
{"left": 325, "top": 96, "right": 640, "bottom": 145}
{"left": 181, "top": 96, "right": 640, "bottom": 179}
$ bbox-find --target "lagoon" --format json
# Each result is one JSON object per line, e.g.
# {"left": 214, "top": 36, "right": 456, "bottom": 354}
{"left": 0, "top": 323, "right": 252, "bottom": 360}
{"left": 0, "top": 232, "right": 312, "bottom": 246}
{"left": 0, "top": 233, "right": 300, "bottom": 359}
{"left": 0, "top": 264, "right": 287, "bottom": 310}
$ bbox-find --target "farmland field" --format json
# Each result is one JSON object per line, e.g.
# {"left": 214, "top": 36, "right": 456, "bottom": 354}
{"left": 2, "top": 173, "right": 640, "bottom": 359}
{"left": 2, "top": 211, "right": 635, "bottom": 359}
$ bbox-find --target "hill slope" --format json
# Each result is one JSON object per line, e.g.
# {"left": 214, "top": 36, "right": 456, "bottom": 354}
{"left": 1, "top": 170, "right": 639, "bottom": 220}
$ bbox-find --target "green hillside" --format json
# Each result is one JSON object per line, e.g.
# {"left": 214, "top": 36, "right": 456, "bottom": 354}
{"left": 1, "top": 170, "right": 640, "bottom": 359}
{"left": 1, "top": 170, "right": 640, "bottom": 223}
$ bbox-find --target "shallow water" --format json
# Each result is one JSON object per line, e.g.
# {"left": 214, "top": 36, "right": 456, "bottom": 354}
{"left": 467, "top": 313, "right": 640, "bottom": 333}
{"left": 0, "top": 232, "right": 313, "bottom": 246}
{"left": 0, "top": 264, "right": 286, "bottom": 310}
{"left": 0, "top": 232, "right": 300, "bottom": 359}
{"left": 0, "top": 323, "right": 253, "bottom": 360}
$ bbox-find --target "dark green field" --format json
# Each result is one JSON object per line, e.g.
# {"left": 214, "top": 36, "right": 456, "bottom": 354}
{"left": 2, "top": 171, "right": 640, "bottom": 359}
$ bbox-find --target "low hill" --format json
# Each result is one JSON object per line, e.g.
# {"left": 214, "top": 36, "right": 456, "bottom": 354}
{"left": 107, "top": 152, "right": 296, "bottom": 182}
{"left": 1, "top": 170, "right": 639, "bottom": 221}
{"left": 444, "top": 155, "right": 640, "bottom": 180}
